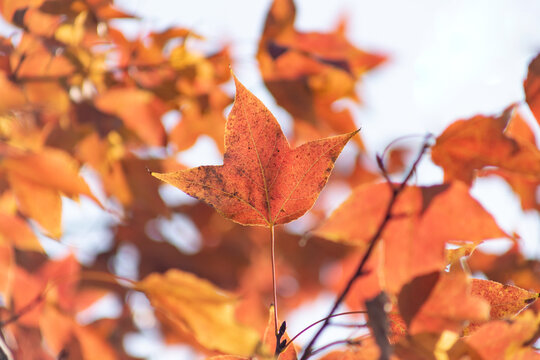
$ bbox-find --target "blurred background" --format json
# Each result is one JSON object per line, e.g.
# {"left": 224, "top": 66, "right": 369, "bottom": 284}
{"left": 108, "top": 0, "right": 540, "bottom": 261}
{"left": 0, "top": 0, "right": 539, "bottom": 359}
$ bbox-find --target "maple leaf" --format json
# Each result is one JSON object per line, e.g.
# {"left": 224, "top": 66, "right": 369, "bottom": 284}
{"left": 136, "top": 269, "right": 260, "bottom": 356}
{"left": 479, "top": 109, "right": 540, "bottom": 211}
{"left": 315, "top": 182, "right": 506, "bottom": 296}
{"left": 257, "top": 0, "right": 385, "bottom": 148}
{"left": 431, "top": 106, "right": 540, "bottom": 184}
{"left": 1, "top": 146, "right": 99, "bottom": 237}
{"left": 464, "top": 278, "right": 539, "bottom": 333}
{"left": 95, "top": 87, "right": 168, "bottom": 147}
{"left": 468, "top": 244, "right": 540, "bottom": 307}
{"left": 12, "top": 33, "right": 75, "bottom": 79}
{"left": 398, "top": 269, "right": 490, "bottom": 335}
{"left": 152, "top": 76, "right": 357, "bottom": 226}
{"left": 462, "top": 310, "right": 540, "bottom": 360}
{"left": 524, "top": 52, "right": 540, "bottom": 125}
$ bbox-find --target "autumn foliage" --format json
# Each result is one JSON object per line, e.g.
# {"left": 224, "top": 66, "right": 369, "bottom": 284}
{"left": 0, "top": 0, "right": 538, "bottom": 359}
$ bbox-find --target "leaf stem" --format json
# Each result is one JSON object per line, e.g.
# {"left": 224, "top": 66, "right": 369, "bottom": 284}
{"left": 299, "top": 135, "right": 432, "bottom": 360}
{"left": 270, "top": 224, "right": 279, "bottom": 336}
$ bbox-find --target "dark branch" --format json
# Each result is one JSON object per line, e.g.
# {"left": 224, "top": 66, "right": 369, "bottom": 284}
{"left": 0, "top": 292, "right": 44, "bottom": 328}
{"left": 299, "top": 135, "right": 432, "bottom": 360}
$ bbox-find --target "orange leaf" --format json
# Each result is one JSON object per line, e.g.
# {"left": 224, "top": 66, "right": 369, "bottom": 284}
{"left": 2, "top": 147, "right": 98, "bottom": 237}
{"left": 12, "top": 33, "right": 75, "bottom": 78}
{"left": 258, "top": 0, "right": 385, "bottom": 148}
{"left": 0, "top": 73, "right": 26, "bottom": 112}
{"left": 73, "top": 322, "right": 117, "bottom": 360}
{"left": 12, "top": 266, "right": 45, "bottom": 327}
{"left": 7, "top": 173, "right": 62, "bottom": 238}
{"left": 316, "top": 182, "right": 506, "bottom": 295}
{"left": 471, "top": 279, "right": 538, "bottom": 321}
{"left": 431, "top": 106, "right": 540, "bottom": 184}
{"left": 2, "top": 147, "right": 96, "bottom": 200}
{"left": 464, "top": 311, "right": 540, "bottom": 360}
{"left": 0, "top": 211, "right": 43, "bottom": 251}
{"left": 152, "top": 76, "right": 357, "bottom": 226}
{"left": 262, "top": 306, "right": 297, "bottom": 360}
{"left": 169, "top": 88, "right": 229, "bottom": 153}
{"left": 317, "top": 339, "right": 385, "bottom": 360}
{"left": 524, "top": 52, "right": 540, "bottom": 125}
{"left": 39, "top": 306, "right": 73, "bottom": 355}
{"left": 0, "top": 243, "right": 14, "bottom": 302}
{"left": 398, "top": 269, "right": 490, "bottom": 335}
{"left": 445, "top": 243, "right": 477, "bottom": 265}
{"left": 95, "top": 87, "right": 167, "bottom": 146}
{"left": 136, "top": 269, "right": 260, "bottom": 356}
{"left": 479, "top": 109, "right": 540, "bottom": 211}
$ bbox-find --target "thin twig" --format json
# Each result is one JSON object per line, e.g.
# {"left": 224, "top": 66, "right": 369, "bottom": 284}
{"left": 0, "top": 292, "right": 44, "bottom": 328}
{"left": 299, "top": 135, "right": 432, "bottom": 360}
{"left": 286, "top": 310, "right": 366, "bottom": 347}
{"left": 310, "top": 339, "right": 362, "bottom": 357}
{"left": 330, "top": 322, "right": 369, "bottom": 328}
{"left": 381, "top": 133, "right": 430, "bottom": 161}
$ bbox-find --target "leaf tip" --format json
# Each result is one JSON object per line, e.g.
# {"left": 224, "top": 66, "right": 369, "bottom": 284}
{"left": 347, "top": 128, "right": 361, "bottom": 141}
{"left": 150, "top": 170, "right": 165, "bottom": 181}
{"left": 231, "top": 72, "right": 245, "bottom": 92}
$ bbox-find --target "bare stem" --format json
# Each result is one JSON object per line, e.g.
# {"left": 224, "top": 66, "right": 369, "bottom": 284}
{"left": 270, "top": 224, "right": 279, "bottom": 336}
{"left": 299, "top": 136, "right": 431, "bottom": 360}
{"left": 286, "top": 310, "right": 366, "bottom": 347}
{"left": 0, "top": 292, "right": 44, "bottom": 328}
{"left": 310, "top": 338, "right": 363, "bottom": 357}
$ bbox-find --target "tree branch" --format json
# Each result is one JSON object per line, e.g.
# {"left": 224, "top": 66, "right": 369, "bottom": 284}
{"left": 299, "top": 135, "right": 432, "bottom": 359}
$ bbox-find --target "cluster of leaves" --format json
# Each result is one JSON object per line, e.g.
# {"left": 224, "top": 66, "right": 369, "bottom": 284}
{"left": 0, "top": 0, "right": 538, "bottom": 359}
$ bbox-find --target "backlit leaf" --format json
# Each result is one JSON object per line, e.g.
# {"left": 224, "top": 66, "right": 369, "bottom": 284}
{"left": 315, "top": 182, "right": 506, "bottom": 295}
{"left": 137, "top": 269, "right": 260, "bottom": 356}
{"left": 524, "top": 52, "right": 540, "bottom": 125}
{"left": 398, "top": 269, "right": 490, "bottom": 335}
{"left": 152, "top": 76, "right": 357, "bottom": 226}
{"left": 258, "top": 0, "right": 385, "bottom": 148}
{"left": 479, "top": 109, "right": 540, "bottom": 211}
{"left": 262, "top": 306, "right": 297, "bottom": 359}
{"left": 0, "top": 212, "right": 42, "bottom": 251}
{"left": 431, "top": 106, "right": 540, "bottom": 184}
{"left": 95, "top": 87, "right": 167, "bottom": 146}
{"left": 1, "top": 146, "right": 98, "bottom": 237}
{"left": 471, "top": 279, "right": 538, "bottom": 321}
{"left": 463, "top": 311, "right": 540, "bottom": 360}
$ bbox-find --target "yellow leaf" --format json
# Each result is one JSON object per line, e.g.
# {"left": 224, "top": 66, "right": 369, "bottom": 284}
{"left": 7, "top": 173, "right": 62, "bottom": 238}
{"left": 55, "top": 11, "right": 88, "bottom": 46}
{"left": 137, "top": 269, "right": 260, "bottom": 356}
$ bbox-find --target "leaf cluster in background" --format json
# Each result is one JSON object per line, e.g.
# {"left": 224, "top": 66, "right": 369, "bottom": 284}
{"left": 0, "top": 0, "right": 537, "bottom": 359}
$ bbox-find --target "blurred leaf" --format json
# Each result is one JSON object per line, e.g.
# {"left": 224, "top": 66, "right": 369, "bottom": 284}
{"left": 431, "top": 106, "right": 540, "bottom": 184}
{"left": 315, "top": 182, "right": 506, "bottom": 295}
{"left": 524, "top": 52, "right": 540, "bottom": 125}
{"left": 137, "top": 269, "right": 260, "bottom": 356}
